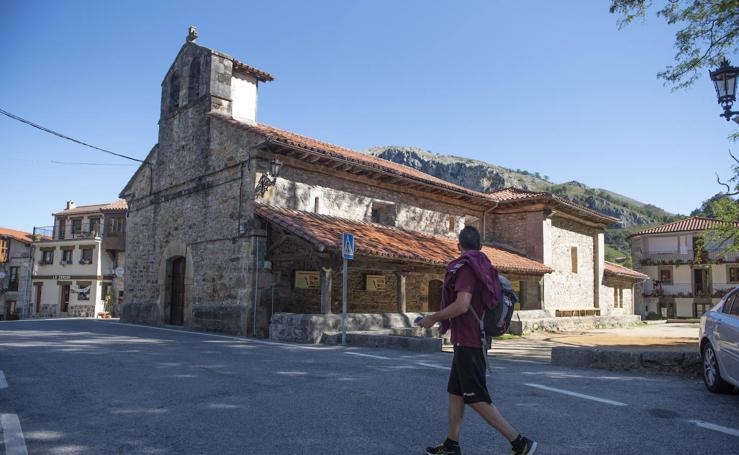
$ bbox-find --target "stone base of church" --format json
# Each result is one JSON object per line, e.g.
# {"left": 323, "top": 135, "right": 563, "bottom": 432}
{"left": 509, "top": 313, "right": 641, "bottom": 335}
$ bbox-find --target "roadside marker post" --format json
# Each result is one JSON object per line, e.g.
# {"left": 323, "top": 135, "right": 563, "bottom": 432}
{"left": 341, "top": 233, "right": 354, "bottom": 345}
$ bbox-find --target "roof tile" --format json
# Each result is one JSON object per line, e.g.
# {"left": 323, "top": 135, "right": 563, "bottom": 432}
{"left": 632, "top": 217, "right": 739, "bottom": 236}
{"left": 604, "top": 261, "right": 648, "bottom": 281}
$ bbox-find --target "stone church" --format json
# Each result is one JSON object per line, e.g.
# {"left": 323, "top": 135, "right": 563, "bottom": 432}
{"left": 120, "top": 30, "right": 645, "bottom": 338}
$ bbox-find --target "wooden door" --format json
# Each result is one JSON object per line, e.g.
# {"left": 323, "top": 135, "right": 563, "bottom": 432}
{"left": 169, "top": 257, "right": 185, "bottom": 325}
{"left": 60, "top": 285, "right": 70, "bottom": 312}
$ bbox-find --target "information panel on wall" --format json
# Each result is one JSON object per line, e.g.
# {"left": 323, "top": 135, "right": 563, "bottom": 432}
{"left": 294, "top": 271, "right": 321, "bottom": 289}
{"left": 366, "top": 275, "right": 386, "bottom": 291}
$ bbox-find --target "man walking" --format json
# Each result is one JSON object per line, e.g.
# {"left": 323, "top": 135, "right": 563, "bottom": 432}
{"left": 419, "top": 226, "right": 537, "bottom": 455}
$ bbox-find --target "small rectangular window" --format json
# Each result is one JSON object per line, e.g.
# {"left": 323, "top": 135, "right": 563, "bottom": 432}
{"left": 314, "top": 197, "right": 320, "bottom": 214}
{"left": 448, "top": 216, "right": 456, "bottom": 232}
{"left": 62, "top": 249, "right": 73, "bottom": 264}
{"left": 659, "top": 268, "right": 673, "bottom": 284}
{"left": 0, "top": 239, "right": 8, "bottom": 263}
{"left": 571, "top": 247, "right": 578, "bottom": 274}
{"left": 8, "top": 266, "right": 19, "bottom": 291}
{"left": 71, "top": 219, "right": 82, "bottom": 235}
{"left": 369, "top": 201, "right": 396, "bottom": 226}
{"left": 80, "top": 248, "right": 93, "bottom": 264}
{"left": 729, "top": 266, "right": 739, "bottom": 283}
{"left": 76, "top": 281, "right": 91, "bottom": 301}
{"left": 41, "top": 250, "right": 54, "bottom": 264}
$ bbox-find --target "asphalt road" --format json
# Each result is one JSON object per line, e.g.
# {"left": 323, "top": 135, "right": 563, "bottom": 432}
{"left": 0, "top": 319, "right": 737, "bottom": 455}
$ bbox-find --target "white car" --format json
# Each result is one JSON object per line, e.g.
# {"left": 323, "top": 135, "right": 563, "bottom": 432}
{"left": 700, "top": 288, "right": 739, "bottom": 393}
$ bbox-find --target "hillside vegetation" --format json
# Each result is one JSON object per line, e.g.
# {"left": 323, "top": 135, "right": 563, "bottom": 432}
{"left": 367, "top": 146, "right": 682, "bottom": 267}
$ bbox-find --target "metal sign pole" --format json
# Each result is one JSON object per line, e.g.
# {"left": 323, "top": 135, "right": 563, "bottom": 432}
{"left": 341, "top": 258, "right": 348, "bottom": 345}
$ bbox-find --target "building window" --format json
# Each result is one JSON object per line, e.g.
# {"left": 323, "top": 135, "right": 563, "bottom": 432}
{"left": 613, "top": 288, "right": 624, "bottom": 308}
{"left": 314, "top": 197, "right": 320, "bottom": 214}
{"left": 188, "top": 57, "right": 200, "bottom": 102}
{"left": 571, "top": 247, "right": 578, "bottom": 274}
{"left": 448, "top": 216, "right": 456, "bottom": 233}
{"left": 0, "top": 239, "right": 8, "bottom": 263}
{"left": 57, "top": 218, "right": 66, "bottom": 240}
{"left": 41, "top": 249, "right": 54, "bottom": 265}
{"left": 80, "top": 248, "right": 93, "bottom": 265}
{"left": 61, "top": 248, "right": 74, "bottom": 265}
{"left": 76, "top": 281, "right": 91, "bottom": 301}
{"left": 106, "top": 216, "right": 125, "bottom": 236}
{"left": 729, "top": 266, "right": 739, "bottom": 283}
{"left": 71, "top": 219, "right": 82, "bottom": 236}
{"left": 370, "top": 201, "right": 396, "bottom": 226}
{"left": 8, "top": 266, "right": 19, "bottom": 291}
{"left": 89, "top": 217, "right": 101, "bottom": 236}
{"left": 169, "top": 73, "right": 180, "bottom": 113}
{"left": 659, "top": 267, "right": 673, "bottom": 284}
{"left": 102, "top": 282, "right": 112, "bottom": 303}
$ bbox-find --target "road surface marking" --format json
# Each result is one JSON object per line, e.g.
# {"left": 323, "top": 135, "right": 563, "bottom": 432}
{"left": 344, "top": 352, "right": 391, "bottom": 360}
{"left": 494, "top": 358, "right": 547, "bottom": 365}
{"left": 0, "top": 370, "right": 7, "bottom": 389}
{"left": 1, "top": 414, "right": 28, "bottom": 455}
{"left": 417, "top": 362, "right": 449, "bottom": 370}
{"left": 523, "top": 383, "right": 628, "bottom": 406}
{"left": 688, "top": 420, "right": 739, "bottom": 438}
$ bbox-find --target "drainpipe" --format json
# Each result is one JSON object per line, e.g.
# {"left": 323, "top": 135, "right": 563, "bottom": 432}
{"left": 482, "top": 200, "right": 500, "bottom": 243}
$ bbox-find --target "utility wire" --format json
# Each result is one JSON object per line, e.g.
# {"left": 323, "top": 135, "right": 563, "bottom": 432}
{"left": 51, "top": 160, "right": 137, "bottom": 167}
{"left": 0, "top": 108, "right": 149, "bottom": 164}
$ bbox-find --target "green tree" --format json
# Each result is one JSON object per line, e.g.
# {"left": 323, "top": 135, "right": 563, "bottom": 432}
{"left": 691, "top": 192, "right": 734, "bottom": 217}
{"left": 610, "top": 0, "right": 739, "bottom": 90}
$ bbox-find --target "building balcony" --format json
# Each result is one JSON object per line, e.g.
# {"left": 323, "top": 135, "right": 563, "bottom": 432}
{"left": 33, "top": 224, "right": 125, "bottom": 249}
{"left": 640, "top": 250, "right": 739, "bottom": 265}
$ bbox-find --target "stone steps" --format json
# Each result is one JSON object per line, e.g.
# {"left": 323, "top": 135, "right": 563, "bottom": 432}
{"left": 321, "top": 331, "right": 443, "bottom": 353}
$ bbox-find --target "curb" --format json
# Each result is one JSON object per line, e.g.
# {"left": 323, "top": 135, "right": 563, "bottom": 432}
{"left": 321, "top": 332, "right": 442, "bottom": 353}
{"left": 551, "top": 346, "right": 701, "bottom": 377}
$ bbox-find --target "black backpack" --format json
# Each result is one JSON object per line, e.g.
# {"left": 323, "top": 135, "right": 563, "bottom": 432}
{"left": 470, "top": 274, "right": 518, "bottom": 339}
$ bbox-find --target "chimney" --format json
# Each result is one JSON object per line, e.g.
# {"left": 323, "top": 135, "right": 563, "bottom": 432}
{"left": 66, "top": 200, "right": 76, "bottom": 210}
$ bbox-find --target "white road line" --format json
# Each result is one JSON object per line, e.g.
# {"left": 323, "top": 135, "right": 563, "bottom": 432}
{"left": 1, "top": 414, "right": 28, "bottom": 455}
{"left": 0, "top": 370, "right": 7, "bottom": 389}
{"left": 344, "top": 352, "right": 391, "bottom": 360}
{"left": 417, "top": 362, "right": 450, "bottom": 370}
{"left": 688, "top": 419, "right": 739, "bottom": 438}
{"left": 494, "top": 358, "right": 547, "bottom": 365}
{"left": 523, "top": 383, "right": 628, "bottom": 407}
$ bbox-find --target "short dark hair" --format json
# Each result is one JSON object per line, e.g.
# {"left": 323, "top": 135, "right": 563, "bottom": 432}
{"left": 458, "top": 226, "right": 481, "bottom": 251}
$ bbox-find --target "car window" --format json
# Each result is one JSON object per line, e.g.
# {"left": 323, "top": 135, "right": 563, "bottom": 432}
{"left": 731, "top": 299, "right": 739, "bottom": 317}
{"left": 723, "top": 294, "right": 736, "bottom": 315}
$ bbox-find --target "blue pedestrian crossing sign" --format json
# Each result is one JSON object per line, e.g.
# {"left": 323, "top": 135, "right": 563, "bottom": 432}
{"left": 342, "top": 233, "right": 355, "bottom": 260}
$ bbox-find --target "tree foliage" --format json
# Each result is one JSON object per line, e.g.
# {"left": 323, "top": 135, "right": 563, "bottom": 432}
{"left": 610, "top": 0, "right": 739, "bottom": 90}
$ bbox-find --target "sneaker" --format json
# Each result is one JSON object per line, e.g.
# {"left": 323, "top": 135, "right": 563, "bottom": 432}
{"left": 425, "top": 442, "right": 461, "bottom": 455}
{"left": 511, "top": 436, "right": 538, "bottom": 455}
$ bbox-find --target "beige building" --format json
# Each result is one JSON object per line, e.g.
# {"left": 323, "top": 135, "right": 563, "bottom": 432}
{"left": 0, "top": 228, "right": 34, "bottom": 319}
{"left": 31, "top": 200, "right": 127, "bottom": 318}
{"left": 119, "top": 31, "right": 645, "bottom": 339}
{"left": 631, "top": 216, "right": 739, "bottom": 318}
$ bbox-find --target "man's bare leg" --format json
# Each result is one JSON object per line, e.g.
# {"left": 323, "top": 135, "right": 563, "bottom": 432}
{"left": 468, "top": 401, "right": 519, "bottom": 442}
{"left": 447, "top": 394, "right": 465, "bottom": 441}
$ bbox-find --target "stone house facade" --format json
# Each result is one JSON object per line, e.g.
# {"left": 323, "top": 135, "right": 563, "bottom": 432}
{"left": 0, "top": 228, "right": 34, "bottom": 319}
{"left": 632, "top": 217, "right": 739, "bottom": 318}
{"left": 31, "top": 200, "right": 127, "bottom": 318}
{"left": 120, "top": 32, "right": 644, "bottom": 338}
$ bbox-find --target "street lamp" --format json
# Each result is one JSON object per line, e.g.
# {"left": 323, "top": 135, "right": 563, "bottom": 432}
{"left": 255, "top": 158, "right": 282, "bottom": 197}
{"left": 709, "top": 59, "right": 739, "bottom": 122}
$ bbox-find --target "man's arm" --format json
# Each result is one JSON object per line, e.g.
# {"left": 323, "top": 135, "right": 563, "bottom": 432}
{"left": 419, "top": 292, "right": 472, "bottom": 328}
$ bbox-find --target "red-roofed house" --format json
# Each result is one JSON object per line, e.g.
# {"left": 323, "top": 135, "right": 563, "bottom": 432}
{"left": 118, "top": 31, "right": 642, "bottom": 339}
{"left": 631, "top": 216, "right": 739, "bottom": 318}
{"left": 0, "top": 227, "right": 34, "bottom": 319}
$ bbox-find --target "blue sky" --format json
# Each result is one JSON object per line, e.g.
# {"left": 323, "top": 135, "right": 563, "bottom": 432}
{"left": 1, "top": 0, "right": 736, "bottom": 232}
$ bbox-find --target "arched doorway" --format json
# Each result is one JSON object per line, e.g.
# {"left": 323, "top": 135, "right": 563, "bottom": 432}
{"left": 428, "top": 279, "right": 443, "bottom": 312}
{"left": 167, "top": 256, "right": 186, "bottom": 325}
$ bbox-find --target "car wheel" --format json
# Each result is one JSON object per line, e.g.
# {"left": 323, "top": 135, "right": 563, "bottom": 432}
{"left": 702, "top": 342, "right": 732, "bottom": 393}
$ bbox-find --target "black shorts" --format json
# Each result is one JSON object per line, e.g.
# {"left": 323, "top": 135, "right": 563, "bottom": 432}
{"left": 447, "top": 345, "right": 491, "bottom": 404}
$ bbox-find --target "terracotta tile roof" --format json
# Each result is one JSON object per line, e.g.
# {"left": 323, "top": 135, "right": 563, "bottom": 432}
{"left": 53, "top": 199, "right": 128, "bottom": 216}
{"left": 232, "top": 59, "right": 274, "bottom": 82}
{"left": 0, "top": 227, "right": 34, "bottom": 245}
{"left": 255, "top": 203, "right": 553, "bottom": 275}
{"left": 210, "top": 114, "right": 491, "bottom": 202}
{"left": 604, "top": 261, "right": 648, "bottom": 281}
{"left": 632, "top": 216, "right": 739, "bottom": 236}
{"left": 488, "top": 187, "right": 550, "bottom": 201}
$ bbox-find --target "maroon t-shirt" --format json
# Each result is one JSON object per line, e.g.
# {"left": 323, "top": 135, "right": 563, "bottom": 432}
{"left": 449, "top": 264, "right": 485, "bottom": 348}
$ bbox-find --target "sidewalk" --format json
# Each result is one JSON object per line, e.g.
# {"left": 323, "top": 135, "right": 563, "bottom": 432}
{"left": 487, "top": 322, "right": 699, "bottom": 363}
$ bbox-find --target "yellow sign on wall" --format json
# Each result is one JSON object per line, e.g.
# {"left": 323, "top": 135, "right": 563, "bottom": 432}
{"left": 366, "top": 275, "right": 386, "bottom": 291}
{"left": 295, "top": 271, "right": 320, "bottom": 289}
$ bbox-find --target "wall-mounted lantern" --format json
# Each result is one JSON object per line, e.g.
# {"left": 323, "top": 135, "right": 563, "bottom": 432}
{"left": 255, "top": 158, "right": 282, "bottom": 197}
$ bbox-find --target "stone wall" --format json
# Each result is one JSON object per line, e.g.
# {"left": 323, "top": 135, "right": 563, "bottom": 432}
{"left": 485, "top": 210, "right": 545, "bottom": 259}
{"left": 543, "top": 215, "right": 597, "bottom": 310}
{"left": 68, "top": 304, "right": 95, "bottom": 318}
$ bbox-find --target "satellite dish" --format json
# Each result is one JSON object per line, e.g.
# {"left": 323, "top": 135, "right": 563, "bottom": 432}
{"left": 114, "top": 267, "right": 125, "bottom": 278}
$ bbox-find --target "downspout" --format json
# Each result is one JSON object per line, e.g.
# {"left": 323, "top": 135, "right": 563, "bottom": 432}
{"left": 482, "top": 200, "right": 500, "bottom": 243}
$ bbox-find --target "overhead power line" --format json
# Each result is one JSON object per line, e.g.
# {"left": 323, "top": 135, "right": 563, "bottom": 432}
{"left": 0, "top": 108, "right": 149, "bottom": 164}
